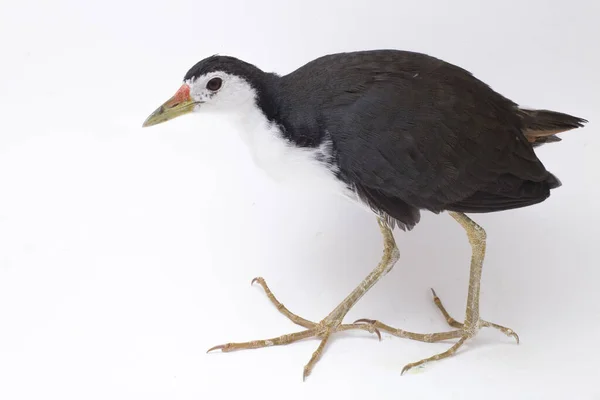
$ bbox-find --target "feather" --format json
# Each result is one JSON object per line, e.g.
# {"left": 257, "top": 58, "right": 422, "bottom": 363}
{"left": 519, "top": 108, "right": 588, "bottom": 147}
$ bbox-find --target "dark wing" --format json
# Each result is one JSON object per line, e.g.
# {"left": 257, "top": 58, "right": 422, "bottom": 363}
{"left": 308, "top": 51, "right": 556, "bottom": 229}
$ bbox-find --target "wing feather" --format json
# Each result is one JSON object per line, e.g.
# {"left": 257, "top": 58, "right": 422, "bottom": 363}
{"left": 300, "top": 51, "right": 555, "bottom": 224}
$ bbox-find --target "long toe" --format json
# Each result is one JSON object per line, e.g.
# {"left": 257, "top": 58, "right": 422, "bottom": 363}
{"left": 207, "top": 276, "right": 384, "bottom": 380}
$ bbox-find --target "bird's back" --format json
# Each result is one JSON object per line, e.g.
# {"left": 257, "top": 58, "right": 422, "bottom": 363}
{"left": 278, "top": 50, "right": 586, "bottom": 229}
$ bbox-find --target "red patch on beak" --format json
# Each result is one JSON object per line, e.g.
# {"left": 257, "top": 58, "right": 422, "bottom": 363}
{"left": 173, "top": 84, "right": 191, "bottom": 104}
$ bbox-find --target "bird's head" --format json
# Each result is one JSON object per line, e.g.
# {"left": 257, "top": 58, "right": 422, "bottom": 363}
{"left": 142, "top": 55, "right": 266, "bottom": 128}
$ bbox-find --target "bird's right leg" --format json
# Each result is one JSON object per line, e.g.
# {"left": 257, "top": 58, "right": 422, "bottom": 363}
{"left": 356, "top": 212, "right": 519, "bottom": 374}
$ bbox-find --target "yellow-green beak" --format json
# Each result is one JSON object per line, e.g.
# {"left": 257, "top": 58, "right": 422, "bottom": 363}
{"left": 142, "top": 84, "right": 196, "bottom": 127}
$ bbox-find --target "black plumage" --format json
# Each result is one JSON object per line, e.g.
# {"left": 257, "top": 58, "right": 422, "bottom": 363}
{"left": 184, "top": 50, "right": 586, "bottom": 231}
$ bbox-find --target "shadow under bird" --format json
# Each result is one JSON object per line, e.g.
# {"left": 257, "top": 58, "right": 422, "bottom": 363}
{"left": 142, "top": 50, "right": 587, "bottom": 380}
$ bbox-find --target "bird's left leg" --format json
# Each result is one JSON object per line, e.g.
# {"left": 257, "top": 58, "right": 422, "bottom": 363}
{"left": 356, "top": 211, "right": 518, "bottom": 373}
{"left": 207, "top": 218, "right": 399, "bottom": 380}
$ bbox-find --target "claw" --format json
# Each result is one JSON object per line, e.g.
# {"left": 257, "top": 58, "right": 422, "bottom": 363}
{"left": 207, "top": 344, "right": 227, "bottom": 353}
{"left": 401, "top": 361, "right": 423, "bottom": 375}
{"left": 352, "top": 319, "right": 382, "bottom": 341}
{"left": 302, "top": 366, "right": 309, "bottom": 382}
{"left": 430, "top": 288, "right": 438, "bottom": 298}
{"left": 354, "top": 318, "right": 376, "bottom": 325}
{"left": 509, "top": 331, "right": 520, "bottom": 344}
{"left": 373, "top": 328, "right": 382, "bottom": 341}
{"left": 251, "top": 277, "right": 262, "bottom": 286}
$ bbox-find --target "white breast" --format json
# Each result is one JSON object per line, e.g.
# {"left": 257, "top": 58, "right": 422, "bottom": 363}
{"left": 231, "top": 102, "right": 353, "bottom": 198}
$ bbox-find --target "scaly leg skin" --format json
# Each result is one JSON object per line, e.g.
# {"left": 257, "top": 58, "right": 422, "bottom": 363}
{"left": 430, "top": 287, "right": 519, "bottom": 341}
{"left": 356, "top": 211, "right": 519, "bottom": 374}
{"left": 208, "top": 218, "right": 399, "bottom": 381}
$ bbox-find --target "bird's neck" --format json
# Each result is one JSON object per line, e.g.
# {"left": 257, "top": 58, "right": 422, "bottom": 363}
{"left": 254, "top": 76, "right": 325, "bottom": 149}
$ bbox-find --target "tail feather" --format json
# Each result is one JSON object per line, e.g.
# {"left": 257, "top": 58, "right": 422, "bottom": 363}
{"left": 519, "top": 108, "right": 588, "bottom": 147}
{"left": 446, "top": 172, "right": 561, "bottom": 214}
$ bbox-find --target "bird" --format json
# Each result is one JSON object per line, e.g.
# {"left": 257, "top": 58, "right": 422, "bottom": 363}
{"left": 142, "top": 49, "right": 587, "bottom": 380}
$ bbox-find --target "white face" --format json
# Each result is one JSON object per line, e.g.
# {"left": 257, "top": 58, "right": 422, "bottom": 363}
{"left": 186, "top": 72, "right": 257, "bottom": 113}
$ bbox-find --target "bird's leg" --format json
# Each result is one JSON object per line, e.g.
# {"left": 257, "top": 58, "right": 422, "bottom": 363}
{"left": 208, "top": 218, "right": 399, "bottom": 380}
{"left": 356, "top": 212, "right": 518, "bottom": 374}
{"left": 430, "top": 288, "right": 518, "bottom": 337}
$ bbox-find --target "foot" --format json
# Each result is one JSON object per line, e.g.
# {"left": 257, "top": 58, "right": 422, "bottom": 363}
{"left": 356, "top": 288, "right": 519, "bottom": 374}
{"left": 207, "top": 277, "right": 381, "bottom": 380}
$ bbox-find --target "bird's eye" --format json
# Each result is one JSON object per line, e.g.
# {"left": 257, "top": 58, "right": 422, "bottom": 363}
{"left": 206, "top": 77, "right": 222, "bottom": 91}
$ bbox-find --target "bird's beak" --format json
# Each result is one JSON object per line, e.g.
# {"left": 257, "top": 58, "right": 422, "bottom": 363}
{"left": 142, "top": 84, "right": 195, "bottom": 127}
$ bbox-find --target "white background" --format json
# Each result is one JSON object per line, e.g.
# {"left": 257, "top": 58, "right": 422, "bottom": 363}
{"left": 0, "top": 0, "right": 598, "bottom": 399}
